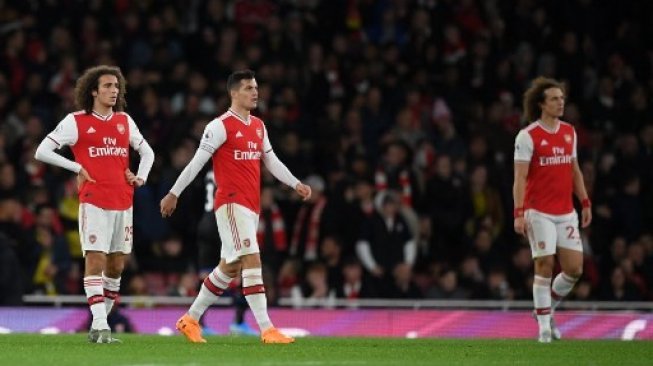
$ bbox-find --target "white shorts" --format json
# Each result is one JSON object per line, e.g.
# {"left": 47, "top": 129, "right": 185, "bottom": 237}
{"left": 525, "top": 209, "right": 583, "bottom": 258}
{"left": 215, "top": 203, "right": 260, "bottom": 263}
{"left": 79, "top": 203, "right": 133, "bottom": 255}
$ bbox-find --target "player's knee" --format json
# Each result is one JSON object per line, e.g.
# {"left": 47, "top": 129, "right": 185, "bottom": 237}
{"left": 566, "top": 267, "right": 583, "bottom": 279}
{"left": 534, "top": 256, "right": 554, "bottom": 277}
{"left": 219, "top": 262, "right": 240, "bottom": 278}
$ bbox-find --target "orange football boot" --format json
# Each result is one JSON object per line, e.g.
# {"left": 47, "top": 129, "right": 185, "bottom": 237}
{"left": 261, "top": 327, "right": 295, "bottom": 344}
{"left": 176, "top": 313, "right": 207, "bottom": 343}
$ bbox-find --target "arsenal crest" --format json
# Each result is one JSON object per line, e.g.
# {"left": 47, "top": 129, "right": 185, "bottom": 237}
{"left": 564, "top": 134, "right": 572, "bottom": 144}
{"left": 89, "top": 235, "right": 97, "bottom": 244}
{"left": 256, "top": 128, "right": 263, "bottom": 139}
{"left": 117, "top": 124, "right": 125, "bottom": 134}
{"left": 243, "top": 238, "right": 251, "bottom": 248}
{"left": 538, "top": 241, "right": 546, "bottom": 249}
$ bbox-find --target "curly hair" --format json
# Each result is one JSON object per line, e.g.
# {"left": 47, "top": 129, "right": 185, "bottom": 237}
{"left": 522, "top": 76, "right": 565, "bottom": 123}
{"left": 73, "top": 65, "right": 127, "bottom": 114}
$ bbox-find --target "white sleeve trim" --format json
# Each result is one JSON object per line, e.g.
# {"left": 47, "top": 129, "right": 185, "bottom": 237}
{"left": 34, "top": 137, "right": 82, "bottom": 173}
{"left": 262, "top": 150, "right": 300, "bottom": 189}
{"left": 514, "top": 130, "right": 534, "bottom": 162}
{"left": 169, "top": 148, "right": 212, "bottom": 197}
{"left": 356, "top": 240, "right": 378, "bottom": 272}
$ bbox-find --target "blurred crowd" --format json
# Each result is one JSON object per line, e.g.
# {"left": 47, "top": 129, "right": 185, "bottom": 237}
{"left": 0, "top": 0, "right": 652, "bottom": 306}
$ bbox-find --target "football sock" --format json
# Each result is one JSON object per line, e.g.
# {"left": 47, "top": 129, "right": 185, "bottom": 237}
{"left": 242, "top": 268, "right": 272, "bottom": 331}
{"left": 188, "top": 267, "right": 233, "bottom": 320}
{"left": 102, "top": 274, "right": 120, "bottom": 314}
{"left": 533, "top": 275, "right": 552, "bottom": 330}
{"left": 84, "top": 275, "right": 108, "bottom": 330}
{"left": 551, "top": 272, "right": 578, "bottom": 311}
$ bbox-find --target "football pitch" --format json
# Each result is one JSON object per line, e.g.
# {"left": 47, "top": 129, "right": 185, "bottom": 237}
{"left": 1, "top": 334, "right": 651, "bottom": 366}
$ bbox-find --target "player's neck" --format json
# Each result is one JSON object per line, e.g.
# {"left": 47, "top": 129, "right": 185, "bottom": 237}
{"left": 93, "top": 104, "right": 113, "bottom": 117}
{"left": 229, "top": 106, "right": 250, "bottom": 120}
{"left": 539, "top": 115, "right": 558, "bottom": 130}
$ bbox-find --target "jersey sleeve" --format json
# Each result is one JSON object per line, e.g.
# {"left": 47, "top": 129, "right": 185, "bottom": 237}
{"left": 262, "top": 124, "right": 273, "bottom": 153}
{"left": 199, "top": 119, "right": 227, "bottom": 154}
{"left": 47, "top": 114, "right": 78, "bottom": 147}
{"left": 514, "top": 130, "right": 534, "bottom": 162}
{"left": 127, "top": 114, "right": 145, "bottom": 148}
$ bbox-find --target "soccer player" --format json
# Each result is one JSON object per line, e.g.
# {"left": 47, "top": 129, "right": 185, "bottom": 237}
{"left": 160, "top": 70, "right": 311, "bottom": 344}
{"left": 35, "top": 65, "right": 155, "bottom": 343}
{"left": 513, "top": 77, "right": 592, "bottom": 343}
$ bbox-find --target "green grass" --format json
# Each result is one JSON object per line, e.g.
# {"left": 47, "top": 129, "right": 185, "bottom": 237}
{"left": 0, "top": 334, "right": 651, "bottom": 366}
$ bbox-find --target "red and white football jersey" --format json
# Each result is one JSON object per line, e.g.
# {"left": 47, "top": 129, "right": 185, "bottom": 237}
{"left": 514, "top": 120, "right": 577, "bottom": 215}
{"left": 199, "top": 110, "right": 269, "bottom": 214}
{"left": 47, "top": 111, "right": 145, "bottom": 210}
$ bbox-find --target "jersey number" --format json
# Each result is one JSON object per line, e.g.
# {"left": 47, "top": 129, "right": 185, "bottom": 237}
{"left": 566, "top": 226, "right": 578, "bottom": 240}
{"left": 125, "top": 226, "right": 133, "bottom": 242}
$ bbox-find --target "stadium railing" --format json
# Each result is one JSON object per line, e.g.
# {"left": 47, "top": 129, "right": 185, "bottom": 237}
{"left": 22, "top": 295, "right": 653, "bottom": 310}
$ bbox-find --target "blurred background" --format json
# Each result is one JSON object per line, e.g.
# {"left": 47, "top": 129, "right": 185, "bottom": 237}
{"left": 0, "top": 0, "right": 651, "bottom": 328}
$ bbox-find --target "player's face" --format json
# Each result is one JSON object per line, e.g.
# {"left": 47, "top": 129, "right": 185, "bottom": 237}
{"left": 540, "top": 87, "right": 565, "bottom": 119}
{"left": 234, "top": 78, "right": 259, "bottom": 111}
{"left": 93, "top": 74, "right": 119, "bottom": 109}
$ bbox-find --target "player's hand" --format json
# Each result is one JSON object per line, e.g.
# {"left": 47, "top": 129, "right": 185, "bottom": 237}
{"left": 371, "top": 266, "right": 384, "bottom": 278}
{"left": 514, "top": 217, "right": 528, "bottom": 237}
{"left": 160, "top": 192, "right": 178, "bottom": 218}
{"left": 77, "top": 167, "right": 96, "bottom": 189}
{"left": 125, "top": 169, "right": 144, "bottom": 187}
{"left": 581, "top": 207, "right": 592, "bottom": 228}
{"left": 295, "top": 182, "right": 312, "bottom": 201}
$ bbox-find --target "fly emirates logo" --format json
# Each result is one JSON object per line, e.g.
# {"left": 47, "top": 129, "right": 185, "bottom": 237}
{"left": 88, "top": 137, "right": 128, "bottom": 158}
{"left": 234, "top": 141, "right": 262, "bottom": 160}
{"left": 539, "top": 146, "right": 572, "bottom": 166}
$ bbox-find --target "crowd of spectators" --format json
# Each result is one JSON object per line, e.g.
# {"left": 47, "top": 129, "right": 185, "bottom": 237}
{"left": 1, "top": 0, "right": 652, "bottom": 306}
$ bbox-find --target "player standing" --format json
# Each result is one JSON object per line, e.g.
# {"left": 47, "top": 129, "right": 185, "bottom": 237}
{"left": 513, "top": 77, "right": 592, "bottom": 343}
{"left": 35, "top": 65, "right": 155, "bottom": 343}
{"left": 160, "top": 70, "right": 311, "bottom": 344}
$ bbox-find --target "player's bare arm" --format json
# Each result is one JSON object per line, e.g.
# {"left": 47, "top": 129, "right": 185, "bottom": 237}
{"left": 513, "top": 161, "right": 529, "bottom": 236}
{"left": 572, "top": 159, "right": 592, "bottom": 228}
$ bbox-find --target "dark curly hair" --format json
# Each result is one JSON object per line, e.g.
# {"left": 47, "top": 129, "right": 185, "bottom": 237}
{"left": 522, "top": 76, "right": 565, "bottom": 123}
{"left": 74, "top": 65, "right": 127, "bottom": 114}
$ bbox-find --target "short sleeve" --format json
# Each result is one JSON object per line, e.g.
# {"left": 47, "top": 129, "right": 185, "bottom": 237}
{"left": 199, "top": 119, "right": 227, "bottom": 154}
{"left": 514, "top": 130, "right": 534, "bottom": 162}
{"left": 127, "top": 114, "right": 145, "bottom": 148}
{"left": 47, "top": 114, "right": 78, "bottom": 147}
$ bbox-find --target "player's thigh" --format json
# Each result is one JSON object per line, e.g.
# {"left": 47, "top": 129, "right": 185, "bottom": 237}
{"left": 215, "top": 203, "right": 260, "bottom": 263}
{"left": 79, "top": 203, "right": 111, "bottom": 254}
{"left": 109, "top": 207, "right": 133, "bottom": 254}
{"left": 525, "top": 210, "right": 557, "bottom": 258}
{"left": 557, "top": 246, "right": 583, "bottom": 277}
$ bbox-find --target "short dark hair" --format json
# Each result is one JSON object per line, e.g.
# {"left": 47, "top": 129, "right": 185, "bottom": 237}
{"left": 227, "top": 69, "right": 255, "bottom": 93}
{"left": 74, "top": 65, "right": 127, "bottom": 114}
{"left": 522, "top": 76, "right": 565, "bottom": 122}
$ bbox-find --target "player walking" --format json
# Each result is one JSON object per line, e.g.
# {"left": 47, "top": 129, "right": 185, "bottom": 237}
{"left": 513, "top": 77, "right": 592, "bottom": 343}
